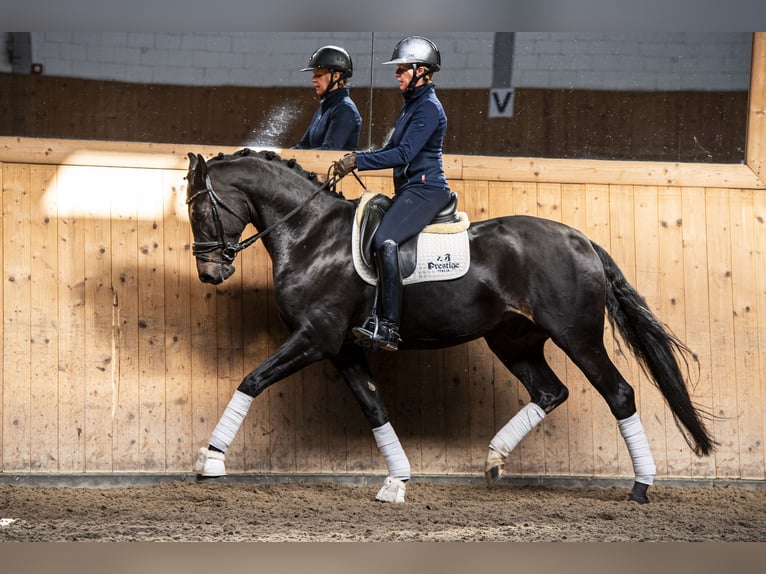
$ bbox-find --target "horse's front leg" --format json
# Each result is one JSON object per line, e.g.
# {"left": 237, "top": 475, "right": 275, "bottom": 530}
{"left": 194, "top": 329, "right": 326, "bottom": 478}
{"left": 331, "top": 344, "right": 410, "bottom": 503}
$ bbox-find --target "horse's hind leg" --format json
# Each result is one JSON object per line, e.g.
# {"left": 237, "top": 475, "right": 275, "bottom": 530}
{"left": 561, "top": 337, "right": 656, "bottom": 503}
{"left": 331, "top": 343, "right": 409, "bottom": 503}
{"left": 483, "top": 333, "right": 569, "bottom": 487}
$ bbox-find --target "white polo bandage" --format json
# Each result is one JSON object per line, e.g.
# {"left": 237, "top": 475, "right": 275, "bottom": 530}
{"left": 373, "top": 422, "right": 411, "bottom": 481}
{"left": 618, "top": 412, "right": 656, "bottom": 485}
{"left": 489, "top": 402, "right": 546, "bottom": 457}
{"left": 209, "top": 390, "right": 253, "bottom": 452}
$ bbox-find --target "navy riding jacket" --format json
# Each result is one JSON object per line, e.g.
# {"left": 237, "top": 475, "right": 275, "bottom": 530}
{"left": 356, "top": 84, "right": 449, "bottom": 194}
{"left": 293, "top": 87, "right": 361, "bottom": 151}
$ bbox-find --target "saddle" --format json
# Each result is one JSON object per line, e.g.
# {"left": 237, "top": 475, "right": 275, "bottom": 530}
{"left": 358, "top": 191, "right": 461, "bottom": 278}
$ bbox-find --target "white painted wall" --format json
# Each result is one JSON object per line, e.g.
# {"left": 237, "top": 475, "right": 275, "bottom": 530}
{"left": 0, "top": 32, "right": 752, "bottom": 91}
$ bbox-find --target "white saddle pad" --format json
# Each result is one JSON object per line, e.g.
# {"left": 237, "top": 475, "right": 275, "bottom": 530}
{"left": 351, "top": 195, "right": 471, "bottom": 286}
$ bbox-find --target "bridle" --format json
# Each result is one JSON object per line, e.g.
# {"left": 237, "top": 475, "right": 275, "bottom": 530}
{"left": 186, "top": 165, "right": 355, "bottom": 265}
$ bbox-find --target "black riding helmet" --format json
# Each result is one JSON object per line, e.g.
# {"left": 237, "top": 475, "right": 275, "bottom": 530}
{"left": 301, "top": 45, "right": 353, "bottom": 97}
{"left": 382, "top": 36, "right": 440, "bottom": 92}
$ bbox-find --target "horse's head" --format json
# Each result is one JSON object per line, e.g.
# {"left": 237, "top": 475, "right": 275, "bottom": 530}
{"left": 186, "top": 152, "right": 250, "bottom": 284}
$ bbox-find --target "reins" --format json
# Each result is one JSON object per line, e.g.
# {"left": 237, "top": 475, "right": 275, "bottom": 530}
{"left": 188, "top": 166, "right": 349, "bottom": 264}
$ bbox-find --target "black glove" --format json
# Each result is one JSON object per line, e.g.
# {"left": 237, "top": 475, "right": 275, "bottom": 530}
{"left": 333, "top": 152, "right": 357, "bottom": 178}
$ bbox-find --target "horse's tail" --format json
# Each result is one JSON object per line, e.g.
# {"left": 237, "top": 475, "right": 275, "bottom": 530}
{"left": 591, "top": 241, "right": 716, "bottom": 457}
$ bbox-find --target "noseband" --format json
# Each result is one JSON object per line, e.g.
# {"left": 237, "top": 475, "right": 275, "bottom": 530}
{"left": 186, "top": 172, "right": 337, "bottom": 265}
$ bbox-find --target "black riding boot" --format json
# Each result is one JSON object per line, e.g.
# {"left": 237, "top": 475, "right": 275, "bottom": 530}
{"left": 353, "top": 239, "right": 402, "bottom": 351}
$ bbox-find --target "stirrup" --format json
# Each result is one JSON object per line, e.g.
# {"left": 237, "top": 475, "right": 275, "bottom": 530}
{"left": 352, "top": 317, "right": 400, "bottom": 351}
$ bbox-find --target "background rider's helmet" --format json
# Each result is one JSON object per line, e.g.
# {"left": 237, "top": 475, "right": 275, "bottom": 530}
{"left": 300, "top": 45, "right": 353, "bottom": 79}
{"left": 382, "top": 36, "right": 441, "bottom": 72}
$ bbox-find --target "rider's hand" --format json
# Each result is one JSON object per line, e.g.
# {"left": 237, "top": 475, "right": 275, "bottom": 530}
{"left": 333, "top": 152, "right": 357, "bottom": 178}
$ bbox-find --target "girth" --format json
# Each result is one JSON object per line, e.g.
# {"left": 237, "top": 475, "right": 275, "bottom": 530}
{"left": 359, "top": 191, "right": 459, "bottom": 278}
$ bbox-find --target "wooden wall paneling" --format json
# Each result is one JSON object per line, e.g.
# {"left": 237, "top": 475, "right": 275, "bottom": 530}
{"left": 0, "top": 164, "right": 4, "bottom": 466}
{"left": 728, "top": 189, "right": 764, "bottom": 479}
{"left": 559, "top": 184, "right": 596, "bottom": 477}
{"left": 56, "top": 168, "right": 87, "bottom": 472}
{"left": 632, "top": 185, "right": 670, "bottom": 476}
{"left": 240, "top": 240, "right": 274, "bottom": 473}
{"left": 162, "top": 170, "right": 193, "bottom": 471}
{"left": 704, "top": 188, "right": 739, "bottom": 477}
{"left": 746, "top": 33, "right": 765, "bottom": 181}
{"left": 82, "top": 168, "right": 115, "bottom": 472}
{"left": 29, "top": 165, "right": 60, "bottom": 471}
{"left": 680, "top": 187, "right": 717, "bottom": 479}
{"left": 137, "top": 169, "right": 168, "bottom": 471}
{"left": 656, "top": 187, "right": 694, "bottom": 476}
{"left": 110, "top": 167, "right": 141, "bottom": 470}
{"left": 754, "top": 190, "right": 766, "bottom": 479}
{"left": 2, "top": 164, "right": 32, "bottom": 471}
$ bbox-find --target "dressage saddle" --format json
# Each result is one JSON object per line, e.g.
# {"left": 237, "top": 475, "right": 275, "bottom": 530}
{"left": 358, "top": 192, "right": 459, "bottom": 278}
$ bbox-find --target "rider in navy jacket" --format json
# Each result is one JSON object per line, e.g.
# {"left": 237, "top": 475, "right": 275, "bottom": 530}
{"left": 333, "top": 36, "right": 451, "bottom": 352}
{"left": 294, "top": 46, "right": 361, "bottom": 151}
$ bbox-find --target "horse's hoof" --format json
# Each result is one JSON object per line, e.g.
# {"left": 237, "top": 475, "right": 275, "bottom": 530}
{"left": 484, "top": 449, "right": 505, "bottom": 488}
{"left": 375, "top": 476, "right": 407, "bottom": 503}
{"left": 628, "top": 481, "right": 650, "bottom": 504}
{"left": 193, "top": 447, "right": 227, "bottom": 478}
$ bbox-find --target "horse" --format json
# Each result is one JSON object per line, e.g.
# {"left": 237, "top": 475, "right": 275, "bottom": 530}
{"left": 184, "top": 148, "right": 715, "bottom": 504}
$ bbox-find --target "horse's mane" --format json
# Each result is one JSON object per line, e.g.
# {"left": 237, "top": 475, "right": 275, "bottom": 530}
{"left": 208, "top": 148, "right": 344, "bottom": 199}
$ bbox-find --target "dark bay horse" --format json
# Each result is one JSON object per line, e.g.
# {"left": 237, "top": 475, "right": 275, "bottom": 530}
{"left": 185, "top": 148, "right": 714, "bottom": 504}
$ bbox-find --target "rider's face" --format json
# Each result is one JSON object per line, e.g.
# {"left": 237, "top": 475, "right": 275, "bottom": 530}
{"left": 311, "top": 69, "right": 337, "bottom": 97}
{"left": 394, "top": 64, "right": 425, "bottom": 91}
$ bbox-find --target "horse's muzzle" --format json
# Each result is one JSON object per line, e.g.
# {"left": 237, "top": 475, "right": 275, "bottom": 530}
{"left": 197, "top": 260, "right": 235, "bottom": 284}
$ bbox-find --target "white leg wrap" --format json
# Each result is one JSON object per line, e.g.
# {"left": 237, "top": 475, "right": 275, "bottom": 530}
{"left": 209, "top": 390, "right": 253, "bottom": 452}
{"left": 618, "top": 412, "right": 656, "bottom": 485}
{"left": 372, "top": 422, "right": 411, "bottom": 481}
{"left": 489, "top": 402, "right": 546, "bottom": 457}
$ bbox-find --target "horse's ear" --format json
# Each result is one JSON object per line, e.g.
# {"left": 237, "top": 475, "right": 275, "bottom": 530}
{"left": 187, "top": 153, "right": 208, "bottom": 189}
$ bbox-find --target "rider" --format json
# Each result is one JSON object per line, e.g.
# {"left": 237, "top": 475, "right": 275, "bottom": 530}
{"left": 293, "top": 45, "right": 362, "bottom": 151}
{"left": 334, "top": 36, "right": 451, "bottom": 352}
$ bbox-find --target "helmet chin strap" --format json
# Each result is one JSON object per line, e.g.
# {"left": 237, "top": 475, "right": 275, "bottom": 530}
{"left": 406, "top": 64, "right": 429, "bottom": 92}
{"left": 321, "top": 70, "right": 342, "bottom": 99}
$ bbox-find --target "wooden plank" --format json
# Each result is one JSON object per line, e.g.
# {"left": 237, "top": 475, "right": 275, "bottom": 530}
{"left": 162, "top": 170, "right": 193, "bottom": 472}
{"left": 462, "top": 154, "right": 764, "bottom": 190}
{"left": 632, "top": 185, "right": 669, "bottom": 477}
{"left": 29, "top": 164, "right": 60, "bottom": 471}
{"left": 728, "top": 189, "right": 764, "bottom": 479}
{"left": 754, "top": 189, "right": 766, "bottom": 480}
{"left": 82, "top": 169, "right": 115, "bottom": 472}
{"left": 680, "top": 187, "right": 717, "bottom": 479}
{"left": 137, "top": 169, "right": 167, "bottom": 471}
{"left": 656, "top": 187, "right": 694, "bottom": 476}
{"left": 2, "top": 164, "right": 32, "bottom": 471}
{"left": 560, "top": 183, "right": 595, "bottom": 477}
{"left": 56, "top": 169, "right": 87, "bottom": 472}
{"left": 110, "top": 167, "right": 141, "bottom": 471}
{"left": 0, "top": 164, "right": 3, "bottom": 467}
{"left": 4, "top": 137, "right": 764, "bottom": 191}
{"left": 704, "top": 188, "right": 739, "bottom": 478}
{"left": 746, "top": 33, "right": 766, "bottom": 181}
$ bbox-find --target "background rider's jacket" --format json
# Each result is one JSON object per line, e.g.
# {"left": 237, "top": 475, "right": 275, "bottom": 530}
{"left": 355, "top": 84, "right": 449, "bottom": 194}
{"left": 293, "top": 87, "right": 361, "bottom": 150}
